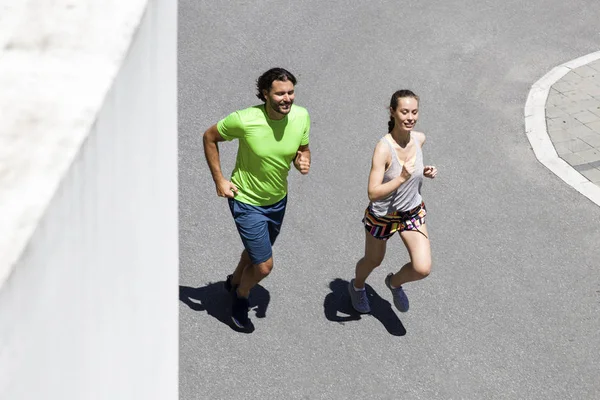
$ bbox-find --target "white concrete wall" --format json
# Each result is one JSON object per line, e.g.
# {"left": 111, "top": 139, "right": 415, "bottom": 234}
{"left": 0, "top": 1, "right": 178, "bottom": 399}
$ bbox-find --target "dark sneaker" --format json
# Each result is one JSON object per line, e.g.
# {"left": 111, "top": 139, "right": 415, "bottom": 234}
{"left": 385, "top": 273, "right": 409, "bottom": 312}
{"left": 231, "top": 295, "right": 252, "bottom": 330}
{"left": 348, "top": 279, "right": 371, "bottom": 313}
{"left": 224, "top": 274, "right": 237, "bottom": 293}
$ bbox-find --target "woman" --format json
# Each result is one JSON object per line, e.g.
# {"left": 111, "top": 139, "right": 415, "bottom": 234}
{"left": 349, "top": 89, "right": 437, "bottom": 314}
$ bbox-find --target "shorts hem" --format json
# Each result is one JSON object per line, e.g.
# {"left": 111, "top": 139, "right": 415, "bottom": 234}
{"left": 362, "top": 201, "right": 427, "bottom": 240}
{"left": 247, "top": 252, "right": 273, "bottom": 265}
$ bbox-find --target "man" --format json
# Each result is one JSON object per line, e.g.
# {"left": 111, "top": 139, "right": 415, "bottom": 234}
{"left": 203, "top": 67, "right": 311, "bottom": 331}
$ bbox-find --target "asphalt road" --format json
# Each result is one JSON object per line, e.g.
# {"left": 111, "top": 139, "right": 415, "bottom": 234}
{"left": 178, "top": 1, "right": 600, "bottom": 398}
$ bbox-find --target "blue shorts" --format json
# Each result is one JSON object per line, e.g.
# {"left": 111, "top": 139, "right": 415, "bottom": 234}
{"left": 228, "top": 196, "right": 287, "bottom": 265}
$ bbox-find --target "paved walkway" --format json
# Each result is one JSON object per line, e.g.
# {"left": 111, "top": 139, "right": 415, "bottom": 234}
{"left": 546, "top": 58, "right": 600, "bottom": 185}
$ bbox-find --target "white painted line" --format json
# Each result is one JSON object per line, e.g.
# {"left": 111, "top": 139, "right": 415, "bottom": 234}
{"left": 524, "top": 51, "right": 600, "bottom": 207}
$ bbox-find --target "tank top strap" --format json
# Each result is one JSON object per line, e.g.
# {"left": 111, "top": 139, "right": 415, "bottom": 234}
{"left": 381, "top": 135, "right": 393, "bottom": 150}
{"left": 406, "top": 131, "right": 415, "bottom": 146}
{"left": 414, "top": 133, "right": 423, "bottom": 160}
{"left": 382, "top": 135, "right": 400, "bottom": 165}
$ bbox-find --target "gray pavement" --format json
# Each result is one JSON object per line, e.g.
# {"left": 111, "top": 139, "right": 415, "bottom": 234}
{"left": 547, "top": 59, "right": 600, "bottom": 184}
{"left": 179, "top": 1, "right": 600, "bottom": 399}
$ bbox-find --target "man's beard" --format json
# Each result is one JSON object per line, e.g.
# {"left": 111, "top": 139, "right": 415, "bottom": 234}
{"left": 272, "top": 101, "right": 292, "bottom": 114}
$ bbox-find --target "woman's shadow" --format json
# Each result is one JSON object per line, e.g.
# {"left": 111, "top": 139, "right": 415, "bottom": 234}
{"left": 179, "top": 280, "right": 270, "bottom": 333}
{"left": 323, "top": 278, "right": 406, "bottom": 336}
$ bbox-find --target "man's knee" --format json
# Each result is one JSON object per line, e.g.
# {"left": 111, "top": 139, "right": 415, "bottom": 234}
{"left": 255, "top": 258, "right": 273, "bottom": 277}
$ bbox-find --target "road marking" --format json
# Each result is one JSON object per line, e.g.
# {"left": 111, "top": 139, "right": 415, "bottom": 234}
{"left": 524, "top": 50, "right": 600, "bottom": 207}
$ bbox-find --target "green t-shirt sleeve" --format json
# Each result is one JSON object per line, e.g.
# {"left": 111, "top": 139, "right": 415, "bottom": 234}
{"left": 217, "top": 111, "right": 244, "bottom": 141}
{"left": 301, "top": 112, "right": 310, "bottom": 146}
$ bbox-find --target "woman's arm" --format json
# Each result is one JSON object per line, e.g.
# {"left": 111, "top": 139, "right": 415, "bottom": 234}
{"left": 367, "top": 141, "right": 413, "bottom": 201}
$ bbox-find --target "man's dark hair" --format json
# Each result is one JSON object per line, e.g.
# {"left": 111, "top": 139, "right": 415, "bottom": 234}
{"left": 256, "top": 68, "right": 297, "bottom": 102}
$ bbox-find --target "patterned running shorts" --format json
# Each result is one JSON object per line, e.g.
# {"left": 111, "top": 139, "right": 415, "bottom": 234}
{"left": 363, "top": 201, "right": 427, "bottom": 240}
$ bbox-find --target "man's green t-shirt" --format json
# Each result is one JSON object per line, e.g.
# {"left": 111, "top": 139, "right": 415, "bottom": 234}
{"left": 217, "top": 104, "right": 310, "bottom": 206}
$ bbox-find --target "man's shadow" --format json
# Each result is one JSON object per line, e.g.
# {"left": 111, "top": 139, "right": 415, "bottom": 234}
{"left": 179, "top": 281, "right": 270, "bottom": 333}
{"left": 324, "top": 278, "right": 406, "bottom": 336}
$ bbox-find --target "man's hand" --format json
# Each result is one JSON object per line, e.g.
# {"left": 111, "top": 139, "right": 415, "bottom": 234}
{"left": 423, "top": 165, "right": 438, "bottom": 179}
{"left": 294, "top": 150, "right": 310, "bottom": 175}
{"left": 216, "top": 179, "right": 238, "bottom": 198}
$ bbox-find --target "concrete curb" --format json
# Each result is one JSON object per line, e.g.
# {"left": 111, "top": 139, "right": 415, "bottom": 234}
{"left": 524, "top": 50, "right": 600, "bottom": 207}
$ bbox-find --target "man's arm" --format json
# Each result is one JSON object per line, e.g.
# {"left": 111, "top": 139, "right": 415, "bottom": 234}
{"left": 294, "top": 144, "right": 311, "bottom": 175}
{"left": 203, "top": 124, "right": 238, "bottom": 198}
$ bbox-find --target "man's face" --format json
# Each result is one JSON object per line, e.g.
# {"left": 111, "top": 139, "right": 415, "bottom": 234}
{"left": 264, "top": 79, "right": 295, "bottom": 117}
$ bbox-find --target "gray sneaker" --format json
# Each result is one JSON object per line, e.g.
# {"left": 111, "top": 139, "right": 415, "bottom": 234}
{"left": 348, "top": 279, "right": 371, "bottom": 313}
{"left": 385, "top": 273, "right": 409, "bottom": 312}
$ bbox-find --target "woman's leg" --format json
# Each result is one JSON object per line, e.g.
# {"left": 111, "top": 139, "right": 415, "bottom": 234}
{"left": 390, "top": 223, "right": 432, "bottom": 287}
{"left": 354, "top": 230, "right": 388, "bottom": 288}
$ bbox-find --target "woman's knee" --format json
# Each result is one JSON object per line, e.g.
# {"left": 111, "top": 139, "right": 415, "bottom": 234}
{"left": 363, "top": 254, "right": 384, "bottom": 269}
{"left": 412, "top": 259, "right": 431, "bottom": 278}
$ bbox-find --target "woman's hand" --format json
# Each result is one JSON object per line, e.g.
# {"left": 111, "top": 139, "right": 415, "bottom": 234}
{"left": 423, "top": 165, "right": 437, "bottom": 179}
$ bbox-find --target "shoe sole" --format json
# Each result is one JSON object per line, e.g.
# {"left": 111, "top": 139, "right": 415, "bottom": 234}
{"left": 231, "top": 316, "right": 245, "bottom": 329}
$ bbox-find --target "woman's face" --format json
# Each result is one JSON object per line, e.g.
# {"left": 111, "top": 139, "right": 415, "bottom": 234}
{"left": 390, "top": 97, "right": 419, "bottom": 131}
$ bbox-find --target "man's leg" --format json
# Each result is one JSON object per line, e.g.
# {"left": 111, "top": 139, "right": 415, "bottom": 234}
{"left": 228, "top": 198, "right": 285, "bottom": 330}
{"left": 231, "top": 246, "right": 273, "bottom": 330}
{"left": 226, "top": 198, "right": 264, "bottom": 291}
{"left": 228, "top": 196, "right": 285, "bottom": 289}
{"left": 231, "top": 250, "right": 251, "bottom": 287}
{"left": 236, "top": 257, "right": 273, "bottom": 298}
{"left": 234, "top": 195, "right": 285, "bottom": 296}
